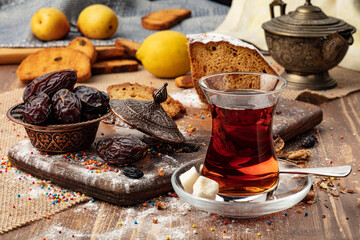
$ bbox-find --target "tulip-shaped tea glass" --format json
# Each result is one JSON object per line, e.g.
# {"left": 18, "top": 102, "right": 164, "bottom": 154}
{"left": 199, "top": 72, "right": 287, "bottom": 200}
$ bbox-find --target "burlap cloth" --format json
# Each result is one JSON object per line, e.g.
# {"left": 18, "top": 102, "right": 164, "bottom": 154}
{"left": 0, "top": 88, "right": 92, "bottom": 235}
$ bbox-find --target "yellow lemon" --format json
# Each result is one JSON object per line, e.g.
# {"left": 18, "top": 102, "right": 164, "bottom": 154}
{"left": 31, "top": 8, "right": 70, "bottom": 41}
{"left": 136, "top": 31, "right": 190, "bottom": 78}
{"left": 77, "top": 4, "right": 118, "bottom": 39}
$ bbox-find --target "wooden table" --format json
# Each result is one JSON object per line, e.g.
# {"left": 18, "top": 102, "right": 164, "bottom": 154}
{"left": 1, "top": 64, "right": 360, "bottom": 240}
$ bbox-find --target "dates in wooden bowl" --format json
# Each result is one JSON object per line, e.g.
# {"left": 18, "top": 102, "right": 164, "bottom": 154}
{"left": 7, "top": 69, "right": 111, "bottom": 153}
{"left": 21, "top": 69, "right": 109, "bottom": 125}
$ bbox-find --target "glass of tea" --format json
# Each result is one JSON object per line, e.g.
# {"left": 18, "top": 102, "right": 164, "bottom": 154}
{"left": 199, "top": 72, "right": 287, "bottom": 199}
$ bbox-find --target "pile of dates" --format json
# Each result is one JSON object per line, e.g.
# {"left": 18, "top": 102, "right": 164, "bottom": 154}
{"left": 22, "top": 69, "right": 109, "bottom": 125}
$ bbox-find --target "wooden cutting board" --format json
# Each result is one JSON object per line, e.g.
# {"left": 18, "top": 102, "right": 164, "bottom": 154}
{"left": 8, "top": 100, "right": 322, "bottom": 205}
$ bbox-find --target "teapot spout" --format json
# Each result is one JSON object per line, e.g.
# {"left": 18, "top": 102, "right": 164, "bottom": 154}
{"left": 339, "top": 31, "right": 355, "bottom": 45}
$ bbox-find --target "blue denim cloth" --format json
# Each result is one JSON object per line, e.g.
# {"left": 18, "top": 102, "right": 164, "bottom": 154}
{"left": 0, "top": 0, "right": 229, "bottom": 47}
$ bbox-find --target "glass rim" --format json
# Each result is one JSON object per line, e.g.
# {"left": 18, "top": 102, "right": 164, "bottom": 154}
{"left": 198, "top": 71, "right": 287, "bottom": 96}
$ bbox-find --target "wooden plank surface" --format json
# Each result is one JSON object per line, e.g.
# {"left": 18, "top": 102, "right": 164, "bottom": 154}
{"left": 1, "top": 64, "right": 360, "bottom": 239}
{"left": 0, "top": 48, "right": 42, "bottom": 65}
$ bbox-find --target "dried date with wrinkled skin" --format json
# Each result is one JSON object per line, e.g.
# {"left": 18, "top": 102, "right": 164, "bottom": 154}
{"left": 22, "top": 92, "right": 52, "bottom": 125}
{"left": 97, "top": 136, "right": 148, "bottom": 166}
{"left": 74, "top": 86, "right": 109, "bottom": 115}
{"left": 23, "top": 69, "right": 77, "bottom": 102}
{"left": 52, "top": 89, "right": 81, "bottom": 124}
{"left": 122, "top": 167, "right": 144, "bottom": 179}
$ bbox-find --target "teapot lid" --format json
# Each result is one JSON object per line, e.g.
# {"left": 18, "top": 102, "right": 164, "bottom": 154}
{"left": 262, "top": 0, "right": 356, "bottom": 37}
{"left": 109, "top": 83, "right": 186, "bottom": 144}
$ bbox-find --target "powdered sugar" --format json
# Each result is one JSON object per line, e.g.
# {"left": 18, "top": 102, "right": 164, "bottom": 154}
{"left": 170, "top": 88, "right": 203, "bottom": 108}
{"left": 73, "top": 200, "right": 99, "bottom": 212}
{"left": 187, "top": 32, "right": 256, "bottom": 50}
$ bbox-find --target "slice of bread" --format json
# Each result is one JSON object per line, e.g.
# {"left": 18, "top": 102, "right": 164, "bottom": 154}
{"left": 92, "top": 60, "right": 138, "bottom": 75}
{"left": 16, "top": 47, "right": 91, "bottom": 83}
{"left": 67, "top": 37, "right": 97, "bottom": 64}
{"left": 114, "top": 39, "right": 141, "bottom": 59}
{"left": 141, "top": 9, "right": 191, "bottom": 30}
{"left": 175, "top": 75, "right": 193, "bottom": 88}
{"left": 96, "top": 46, "right": 129, "bottom": 61}
{"left": 187, "top": 33, "right": 278, "bottom": 102}
{"left": 107, "top": 82, "right": 186, "bottom": 118}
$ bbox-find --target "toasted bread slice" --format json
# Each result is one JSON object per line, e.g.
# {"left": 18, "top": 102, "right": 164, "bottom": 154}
{"left": 92, "top": 59, "right": 138, "bottom": 75}
{"left": 107, "top": 82, "right": 186, "bottom": 118}
{"left": 96, "top": 46, "right": 129, "bottom": 61}
{"left": 67, "top": 37, "right": 97, "bottom": 64}
{"left": 17, "top": 47, "right": 91, "bottom": 84}
{"left": 141, "top": 9, "right": 191, "bottom": 30}
{"left": 114, "top": 39, "right": 141, "bottom": 59}
{"left": 175, "top": 75, "right": 193, "bottom": 88}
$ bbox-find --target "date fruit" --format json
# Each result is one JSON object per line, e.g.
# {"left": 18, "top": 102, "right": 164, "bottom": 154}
{"left": 301, "top": 135, "right": 317, "bottom": 148}
{"left": 97, "top": 136, "right": 148, "bottom": 166}
{"left": 122, "top": 167, "right": 144, "bottom": 179}
{"left": 23, "top": 69, "right": 77, "bottom": 102}
{"left": 22, "top": 92, "right": 52, "bottom": 125}
{"left": 74, "top": 86, "right": 109, "bottom": 120}
{"left": 52, "top": 89, "right": 82, "bottom": 124}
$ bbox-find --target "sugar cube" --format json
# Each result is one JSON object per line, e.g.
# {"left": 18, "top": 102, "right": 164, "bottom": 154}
{"left": 192, "top": 176, "right": 219, "bottom": 200}
{"left": 179, "top": 166, "right": 199, "bottom": 194}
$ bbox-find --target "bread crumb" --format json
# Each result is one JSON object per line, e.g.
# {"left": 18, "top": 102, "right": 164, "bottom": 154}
{"left": 330, "top": 192, "right": 339, "bottom": 197}
{"left": 347, "top": 189, "right": 357, "bottom": 194}
{"left": 157, "top": 167, "right": 165, "bottom": 176}
{"left": 155, "top": 200, "right": 166, "bottom": 210}
{"left": 288, "top": 149, "right": 312, "bottom": 160}
{"left": 274, "top": 137, "right": 285, "bottom": 152}
{"left": 319, "top": 182, "right": 328, "bottom": 189}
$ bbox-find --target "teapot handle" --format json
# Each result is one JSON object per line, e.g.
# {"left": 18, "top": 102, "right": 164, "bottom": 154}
{"left": 269, "top": 0, "right": 287, "bottom": 19}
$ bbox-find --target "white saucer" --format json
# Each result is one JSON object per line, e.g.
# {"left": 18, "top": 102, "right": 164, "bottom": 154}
{"left": 171, "top": 160, "right": 312, "bottom": 218}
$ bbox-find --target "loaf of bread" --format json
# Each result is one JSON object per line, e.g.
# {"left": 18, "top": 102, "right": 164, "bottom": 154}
{"left": 16, "top": 47, "right": 91, "bottom": 83}
{"left": 114, "top": 39, "right": 141, "bottom": 59}
{"left": 141, "top": 9, "right": 191, "bottom": 30}
{"left": 187, "top": 33, "right": 278, "bottom": 102}
{"left": 67, "top": 37, "right": 97, "bottom": 64}
{"left": 107, "top": 82, "right": 186, "bottom": 118}
{"left": 92, "top": 60, "right": 139, "bottom": 75}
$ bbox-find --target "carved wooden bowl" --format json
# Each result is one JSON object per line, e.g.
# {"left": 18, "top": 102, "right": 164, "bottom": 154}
{"left": 7, "top": 103, "right": 110, "bottom": 154}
